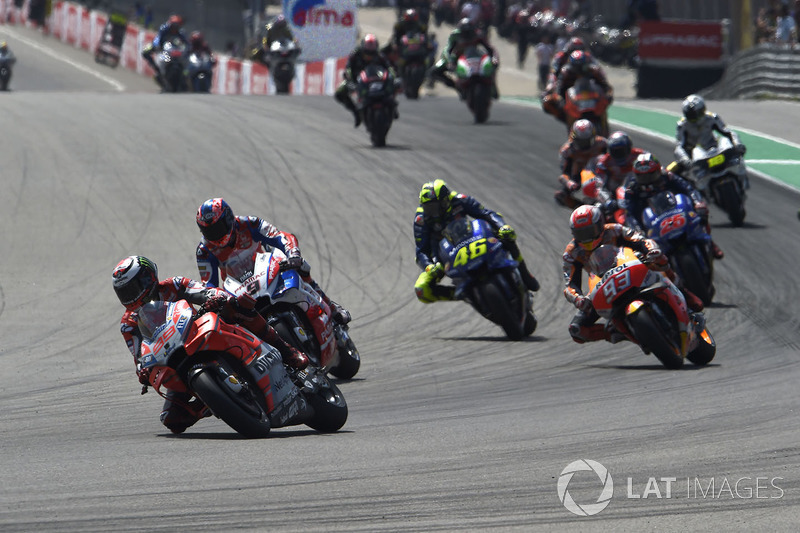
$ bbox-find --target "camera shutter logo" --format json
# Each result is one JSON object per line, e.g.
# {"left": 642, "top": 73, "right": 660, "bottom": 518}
{"left": 557, "top": 459, "right": 614, "bottom": 516}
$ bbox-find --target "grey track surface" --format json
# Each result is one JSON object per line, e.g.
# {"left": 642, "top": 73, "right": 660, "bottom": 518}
{"left": 2, "top": 20, "right": 800, "bottom": 533}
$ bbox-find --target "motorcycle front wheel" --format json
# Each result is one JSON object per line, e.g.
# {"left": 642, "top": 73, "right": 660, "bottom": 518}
{"left": 477, "top": 277, "right": 525, "bottom": 340}
{"left": 189, "top": 362, "right": 271, "bottom": 438}
{"left": 304, "top": 379, "right": 348, "bottom": 433}
{"left": 627, "top": 308, "right": 684, "bottom": 369}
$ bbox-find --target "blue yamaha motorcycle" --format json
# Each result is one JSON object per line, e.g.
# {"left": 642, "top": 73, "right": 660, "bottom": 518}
{"left": 438, "top": 217, "right": 536, "bottom": 340}
{"left": 641, "top": 191, "right": 715, "bottom": 305}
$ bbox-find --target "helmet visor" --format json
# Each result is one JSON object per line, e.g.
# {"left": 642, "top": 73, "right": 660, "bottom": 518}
{"left": 572, "top": 223, "right": 602, "bottom": 245}
{"left": 422, "top": 201, "right": 442, "bottom": 219}
{"left": 635, "top": 170, "right": 660, "bottom": 185}
{"left": 200, "top": 215, "right": 232, "bottom": 243}
{"left": 115, "top": 277, "right": 152, "bottom": 307}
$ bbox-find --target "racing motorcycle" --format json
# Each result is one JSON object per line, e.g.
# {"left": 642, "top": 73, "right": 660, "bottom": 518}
{"left": 587, "top": 246, "right": 716, "bottom": 369}
{"left": 267, "top": 39, "right": 300, "bottom": 94}
{"left": 398, "top": 30, "right": 429, "bottom": 99}
{"left": 222, "top": 248, "right": 361, "bottom": 380}
{"left": 580, "top": 168, "right": 629, "bottom": 224}
{"left": 564, "top": 76, "right": 610, "bottom": 137}
{"left": 438, "top": 217, "right": 537, "bottom": 341}
{"left": 137, "top": 298, "right": 348, "bottom": 438}
{"left": 354, "top": 63, "right": 397, "bottom": 147}
{"left": 686, "top": 136, "right": 748, "bottom": 226}
{"left": 187, "top": 51, "right": 214, "bottom": 93}
{"left": 156, "top": 38, "right": 189, "bottom": 93}
{"left": 641, "top": 191, "right": 715, "bottom": 306}
{"left": 0, "top": 50, "right": 15, "bottom": 91}
{"left": 454, "top": 45, "right": 496, "bottom": 124}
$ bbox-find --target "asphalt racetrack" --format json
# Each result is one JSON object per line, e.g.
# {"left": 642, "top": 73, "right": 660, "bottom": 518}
{"left": 2, "top": 22, "right": 800, "bottom": 532}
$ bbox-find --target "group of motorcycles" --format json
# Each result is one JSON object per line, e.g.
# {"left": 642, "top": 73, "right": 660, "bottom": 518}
{"left": 154, "top": 37, "right": 215, "bottom": 93}
{"left": 137, "top": 243, "right": 360, "bottom": 438}
{"left": 557, "top": 131, "right": 750, "bottom": 368}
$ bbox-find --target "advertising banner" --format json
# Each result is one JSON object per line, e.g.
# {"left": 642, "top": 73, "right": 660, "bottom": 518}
{"left": 638, "top": 20, "right": 723, "bottom": 61}
{"left": 282, "top": 0, "right": 358, "bottom": 62}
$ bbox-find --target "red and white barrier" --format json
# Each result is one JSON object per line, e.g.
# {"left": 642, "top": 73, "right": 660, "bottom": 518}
{"left": 0, "top": 0, "right": 347, "bottom": 95}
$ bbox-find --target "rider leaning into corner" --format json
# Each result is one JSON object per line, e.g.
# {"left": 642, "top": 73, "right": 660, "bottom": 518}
{"left": 413, "top": 179, "right": 540, "bottom": 303}
{"left": 555, "top": 119, "right": 609, "bottom": 208}
{"left": 562, "top": 205, "right": 704, "bottom": 344}
{"left": 427, "top": 17, "right": 499, "bottom": 100}
{"left": 625, "top": 152, "right": 725, "bottom": 260}
{"left": 195, "top": 197, "right": 351, "bottom": 326}
{"left": 333, "top": 34, "right": 399, "bottom": 128}
{"left": 141, "top": 14, "right": 191, "bottom": 90}
{"left": 113, "top": 255, "right": 310, "bottom": 434}
{"left": 673, "top": 94, "right": 749, "bottom": 190}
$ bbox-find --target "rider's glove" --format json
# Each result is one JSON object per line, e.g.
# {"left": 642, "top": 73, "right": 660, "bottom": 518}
{"left": 693, "top": 201, "right": 709, "bottom": 218}
{"left": 575, "top": 295, "right": 593, "bottom": 312}
{"left": 425, "top": 262, "right": 445, "bottom": 280}
{"left": 203, "top": 294, "right": 236, "bottom": 319}
{"left": 281, "top": 255, "right": 304, "bottom": 271}
{"left": 643, "top": 248, "right": 668, "bottom": 269}
{"left": 497, "top": 224, "right": 517, "bottom": 241}
{"left": 601, "top": 199, "right": 618, "bottom": 216}
{"left": 136, "top": 364, "right": 151, "bottom": 387}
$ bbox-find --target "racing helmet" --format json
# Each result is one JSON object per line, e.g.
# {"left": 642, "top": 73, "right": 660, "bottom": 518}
{"left": 607, "top": 131, "right": 633, "bottom": 165}
{"left": 633, "top": 152, "right": 663, "bottom": 191}
{"left": 568, "top": 50, "right": 591, "bottom": 74}
{"left": 112, "top": 256, "right": 159, "bottom": 311}
{"left": 0, "top": 41, "right": 7, "bottom": 53}
{"left": 419, "top": 179, "right": 453, "bottom": 220}
{"left": 272, "top": 14, "right": 287, "bottom": 28}
{"left": 569, "top": 205, "right": 605, "bottom": 251}
{"left": 196, "top": 197, "right": 236, "bottom": 247}
{"left": 456, "top": 18, "right": 476, "bottom": 42}
{"left": 682, "top": 94, "right": 706, "bottom": 122}
{"left": 190, "top": 31, "right": 204, "bottom": 47}
{"left": 402, "top": 8, "right": 419, "bottom": 25}
{"left": 570, "top": 119, "right": 596, "bottom": 150}
{"left": 361, "top": 33, "right": 379, "bottom": 60}
{"left": 566, "top": 36, "right": 586, "bottom": 53}
{"left": 167, "top": 14, "right": 184, "bottom": 32}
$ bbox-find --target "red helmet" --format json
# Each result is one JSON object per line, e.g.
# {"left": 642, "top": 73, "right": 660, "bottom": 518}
{"left": 361, "top": 34, "right": 379, "bottom": 57}
{"left": 402, "top": 8, "right": 419, "bottom": 24}
{"left": 196, "top": 198, "right": 236, "bottom": 247}
{"left": 167, "top": 14, "right": 183, "bottom": 31}
{"left": 112, "top": 256, "right": 159, "bottom": 311}
{"left": 273, "top": 14, "right": 287, "bottom": 28}
{"left": 570, "top": 119, "right": 596, "bottom": 150}
{"left": 633, "top": 152, "right": 663, "bottom": 190}
{"left": 570, "top": 205, "right": 605, "bottom": 251}
{"left": 566, "top": 36, "right": 586, "bottom": 53}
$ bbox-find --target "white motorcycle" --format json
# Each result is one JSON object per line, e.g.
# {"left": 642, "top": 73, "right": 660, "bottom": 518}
{"left": 687, "top": 136, "right": 749, "bottom": 227}
{"left": 222, "top": 247, "right": 361, "bottom": 380}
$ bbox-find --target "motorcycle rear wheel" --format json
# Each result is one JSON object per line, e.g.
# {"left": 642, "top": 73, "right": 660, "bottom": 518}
{"left": 478, "top": 278, "right": 525, "bottom": 341}
{"left": 471, "top": 83, "right": 490, "bottom": 124}
{"left": 674, "top": 248, "right": 713, "bottom": 306}
{"left": 190, "top": 364, "right": 271, "bottom": 438}
{"left": 627, "top": 309, "right": 684, "bottom": 369}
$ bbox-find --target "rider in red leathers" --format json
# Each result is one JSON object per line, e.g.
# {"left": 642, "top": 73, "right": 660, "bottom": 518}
{"left": 562, "top": 205, "right": 704, "bottom": 344}
{"left": 113, "top": 255, "right": 309, "bottom": 434}
{"left": 541, "top": 36, "right": 587, "bottom": 122}
{"left": 555, "top": 119, "right": 608, "bottom": 208}
{"left": 554, "top": 50, "right": 614, "bottom": 104}
{"left": 592, "top": 131, "right": 645, "bottom": 215}
{"left": 195, "top": 198, "right": 351, "bottom": 325}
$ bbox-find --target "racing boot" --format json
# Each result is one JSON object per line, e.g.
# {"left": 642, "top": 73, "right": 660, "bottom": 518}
{"left": 280, "top": 345, "right": 310, "bottom": 370}
{"left": 393, "top": 100, "right": 400, "bottom": 120}
{"left": 414, "top": 263, "right": 455, "bottom": 303}
{"left": 160, "top": 390, "right": 206, "bottom": 434}
{"left": 682, "top": 288, "right": 704, "bottom": 313}
{"left": 303, "top": 276, "right": 351, "bottom": 324}
{"left": 491, "top": 82, "right": 500, "bottom": 100}
{"left": 498, "top": 225, "right": 541, "bottom": 292}
{"left": 710, "top": 240, "right": 724, "bottom": 260}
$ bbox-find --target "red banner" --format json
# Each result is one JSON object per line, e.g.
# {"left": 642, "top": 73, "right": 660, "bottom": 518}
{"left": 638, "top": 20, "right": 723, "bottom": 61}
